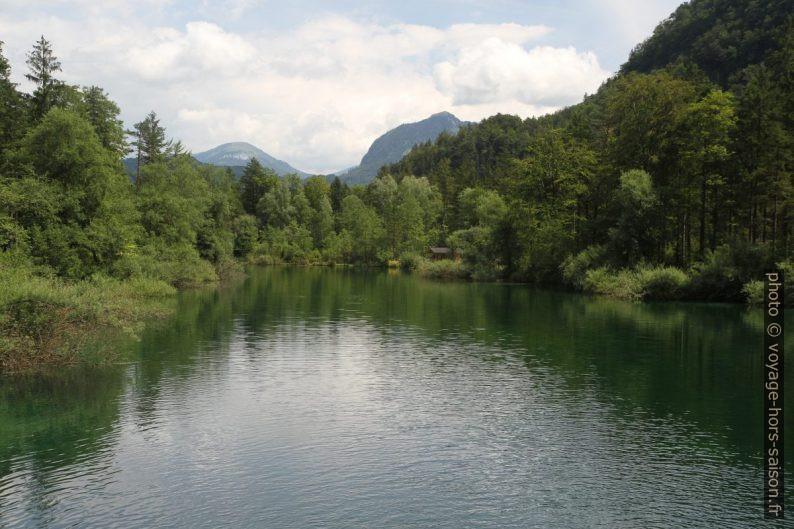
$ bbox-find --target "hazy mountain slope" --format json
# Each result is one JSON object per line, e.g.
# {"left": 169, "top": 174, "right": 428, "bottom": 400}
{"left": 338, "top": 111, "right": 467, "bottom": 184}
{"left": 194, "top": 142, "right": 309, "bottom": 177}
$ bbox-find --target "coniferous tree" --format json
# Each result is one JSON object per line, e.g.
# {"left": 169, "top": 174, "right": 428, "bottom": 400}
{"left": 0, "top": 41, "right": 27, "bottom": 158}
{"left": 25, "top": 36, "right": 62, "bottom": 120}
{"left": 129, "top": 111, "right": 171, "bottom": 186}
{"left": 80, "top": 86, "right": 128, "bottom": 158}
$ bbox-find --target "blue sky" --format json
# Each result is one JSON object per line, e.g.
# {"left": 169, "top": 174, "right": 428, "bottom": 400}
{"left": 0, "top": 0, "right": 682, "bottom": 173}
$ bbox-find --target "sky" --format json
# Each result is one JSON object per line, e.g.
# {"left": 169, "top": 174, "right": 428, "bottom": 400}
{"left": 0, "top": 0, "right": 683, "bottom": 174}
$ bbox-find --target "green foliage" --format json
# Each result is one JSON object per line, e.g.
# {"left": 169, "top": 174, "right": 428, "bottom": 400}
{"left": 635, "top": 266, "right": 690, "bottom": 300}
{"left": 0, "top": 42, "right": 27, "bottom": 160}
{"left": 622, "top": 0, "right": 794, "bottom": 86}
{"left": 686, "top": 244, "right": 770, "bottom": 301}
{"left": 129, "top": 111, "right": 171, "bottom": 183}
{"left": 339, "top": 195, "right": 384, "bottom": 264}
{"left": 415, "top": 258, "right": 469, "bottom": 280}
{"left": 240, "top": 158, "right": 278, "bottom": 216}
{"left": 583, "top": 265, "right": 689, "bottom": 301}
{"left": 369, "top": 174, "right": 441, "bottom": 258}
{"left": 742, "top": 280, "right": 764, "bottom": 304}
{"left": 25, "top": 35, "right": 63, "bottom": 119}
{"left": 561, "top": 245, "right": 607, "bottom": 289}
{"left": 78, "top": 86, "right": 128, "bottom": 157}
{"left": 14, "top": 108, "right": 137, "bottom": 278}
{"left": 607, "top": 170, "right": 661, "bottom": 266}
{"left": 0, "top": 262, "right": 175, "bottom": 372}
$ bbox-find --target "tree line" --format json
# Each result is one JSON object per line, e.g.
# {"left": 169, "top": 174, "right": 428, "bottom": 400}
{"left": 382, "top": 10, "right": 794, "bottom": 302}
{"left": 0, "top": 36, "right": 450, "bottom": 292}
{"left": 1, "top": 12, "right": 793, "bottom": 306}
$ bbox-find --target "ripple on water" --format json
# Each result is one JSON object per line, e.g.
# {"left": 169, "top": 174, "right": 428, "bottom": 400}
{"left": 0, "top": 269, "right": 790, "bottom": 528}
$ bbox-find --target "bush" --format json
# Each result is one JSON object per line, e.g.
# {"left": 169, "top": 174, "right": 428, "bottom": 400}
{"left": 561, "top": 245, "right": 606, "bottom": 289}
{"left": 687, "top": 246, "right": 744, "bottom": 301}
{"left": 582, "top": 265, "right": 689, "bottom": 301}
{"left": 0, "top": 265, "right": 176, "bottom": 372}
{"left": 742, "top": 280, "right": 764, "bottom": 304}
{"left": 582, "top": 267, "right": 642, "bottom": 300}
{"left": 776, "top": 260, "right": 794, "bottom": 306}
{"left": 415, "top": 258, "right": 469, "bottom": 280}
{"left": 635, "top": 265, "right": 689, "bottom": 300}
{"left": 111, "top": 244, "right": 218, "bottom": 288}
{"left": 399, "top": 252, "right": 422, "bottom": 271}
{"left": 743, "top": 261, "right": 794, "bottom": 306}
{"left": 214, "top": 258, "right": 244, "bottom": 281}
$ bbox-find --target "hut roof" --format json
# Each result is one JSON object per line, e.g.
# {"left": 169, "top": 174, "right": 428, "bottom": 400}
{"left": 429, "top": 247, "right": 451, "bottom": 254}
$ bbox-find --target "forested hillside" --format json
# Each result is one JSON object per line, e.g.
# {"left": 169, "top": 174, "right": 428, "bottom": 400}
{"left": 622, "top": 0, "right": 794, "bottom": 85}
{"left": 384, "top": 0, "right": 794, "bottom": 300}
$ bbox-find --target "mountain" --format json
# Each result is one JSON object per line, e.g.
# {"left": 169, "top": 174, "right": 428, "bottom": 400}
{"left": 194, "top": 142, "right": 309, "bottom": 177}
{"left": 338, "top": 111, "right": 467, "bottom": 184}
{"left": 123, "top": 142, "right": 309, "bottom": 180}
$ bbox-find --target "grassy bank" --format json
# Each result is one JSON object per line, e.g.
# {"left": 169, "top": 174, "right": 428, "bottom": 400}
{"left": 0, "top": 264, "right": 178, "bottom": 373}
{"left": 561, "top": 246, "right": 794, "bottom": 304}
{"left": 406, "top": 246, "right": 794, "bottom": 306}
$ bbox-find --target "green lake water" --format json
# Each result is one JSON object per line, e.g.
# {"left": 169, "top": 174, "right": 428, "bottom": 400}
{"left": 0, "top": 266, "right": 791, "bottom": 528}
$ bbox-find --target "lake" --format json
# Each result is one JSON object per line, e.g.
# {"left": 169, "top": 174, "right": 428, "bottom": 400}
{"left": 0, "top": 266, "right": 791, "bottom": 528}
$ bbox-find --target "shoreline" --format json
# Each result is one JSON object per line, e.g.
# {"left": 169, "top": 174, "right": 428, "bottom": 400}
{"left": 0, "top": 261, "right": 782, "bottom": 373}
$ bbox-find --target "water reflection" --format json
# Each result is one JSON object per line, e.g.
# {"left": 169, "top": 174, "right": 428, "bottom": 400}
{"left": 0, "top": 266, "right": 791, "bottom": 528}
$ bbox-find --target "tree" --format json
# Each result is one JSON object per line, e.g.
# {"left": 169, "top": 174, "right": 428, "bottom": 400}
{"left": 607, "top": 169, "right": 661, "bottom": 266}
{"left": 678, "top": 88, "right": 736, "bottom": 256}
{"left": 605, "top": 72, "right": 699, "bottom": 263}
{"left": 79, "top": 86, "right": 127, "bottom": 158}
{"left": 448, "top": 188, "right": 508, "bottom": 279}
{"left": 339, "top": 195, "right": 384, "bottom": 263}
{"left": 25, "top": 36, "right": 63, "bottom": 119}
{"left": 330, "top": 176, "right": 348, "bottom": 213}
{"left": 509, "top": 128, "right": 596, "bottom": 279}
{"left": 302, "top": 175, "right": 334, "bottom": 247}
{"left": 239, "top": 158, "right": 277, "bottom": 216}
{"left": 129, "top": 111, "right": 171, "bottom": 185}
{"left": 256, "top": 179, "right": 294, "bottom": 229}
{"left": 19, "top": 108, "right": 137, "bottom": 277}
{"left": 0, "top": 41, "right": 27, "bottom": 159}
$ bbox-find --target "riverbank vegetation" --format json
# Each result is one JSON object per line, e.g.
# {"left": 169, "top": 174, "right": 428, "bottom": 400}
{"left": 1, "top": 0, "right": 793, "bottom": 369}
{"left": 384, "top": 2, "right": 794, "bottom": 303}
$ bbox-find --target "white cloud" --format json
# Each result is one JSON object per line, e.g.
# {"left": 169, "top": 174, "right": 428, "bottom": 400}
{"left": 0, "top": 9, "right": 610, "bottom": 174}
{"left": 434, "top": 39, "right": 608, "bottom": 106}
{"left": 124, "top": 22, "right": 257, "bottom": 81}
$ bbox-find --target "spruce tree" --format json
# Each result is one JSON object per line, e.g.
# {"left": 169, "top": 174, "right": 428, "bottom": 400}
{"left": 25, "top": 36, "right": 62, "bottom": 119}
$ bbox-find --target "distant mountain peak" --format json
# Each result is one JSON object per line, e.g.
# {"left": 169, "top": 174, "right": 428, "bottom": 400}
{"left": 194, "top": 142, "right": 308, "bottom": 177}
{"left": 337, "top": 111, "right": 468, "bottom": 184}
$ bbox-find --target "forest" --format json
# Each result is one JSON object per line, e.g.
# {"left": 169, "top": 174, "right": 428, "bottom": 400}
{"left": 1, "top": 0, "right": 793, "bottom": 369}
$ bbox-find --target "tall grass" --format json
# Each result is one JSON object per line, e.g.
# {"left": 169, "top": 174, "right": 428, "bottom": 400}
{"left": 0, "top": 265, "right": 176, "bottom": 372}
{"left": 414, "top": 258, "right": 469, "bottom": 280}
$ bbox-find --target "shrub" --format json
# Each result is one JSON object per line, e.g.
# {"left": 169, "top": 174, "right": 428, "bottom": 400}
{"left": 0, "top": 265, "right": 175, "bottom": 372}
{"left": 776, "top": 260, "right": 794, "bottom": 306}
{"left": 398, "top": 252, "right": 422, "bottom": 271}
{"left": 415, "top": 258, "right": 469, "bottom": 280}
{"left": 582, "top": 267, "right": 643, "bottom": 300}
{"left": 582, "top": 264, "right": 689, "bottom": 301}
{"left": 561, "top": 245, "right": 606, "bottom": 289}
{"left": 215, "top": 258, "right": 244, "bottom": 281}
{"left": 635, "top": 265, "right": 689, "bottom": 300}
{"left": 111, "top": 245, "right": 218, "bottom": 288}
{"left": 687, "top": 246, "right": 744, "bottom": 301}
{"left": 742, "top": 280, "right": 764, "bottom": 304}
